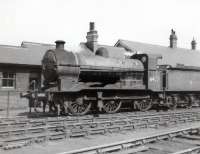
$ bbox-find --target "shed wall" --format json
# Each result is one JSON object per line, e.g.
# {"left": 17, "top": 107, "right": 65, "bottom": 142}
{"left": 0, "top": 66, "right": 41, "bottom": 110}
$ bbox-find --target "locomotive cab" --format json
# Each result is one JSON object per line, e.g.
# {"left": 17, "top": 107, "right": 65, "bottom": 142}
{"left": 131, "top": 53, "right": 163, "bottom": 91}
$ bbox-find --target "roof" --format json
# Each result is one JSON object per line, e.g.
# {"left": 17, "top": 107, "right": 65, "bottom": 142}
{"left": 21, "top": 41, "right": 55, "bottom": 48}
{"left": 115, "top": 39, "right": 200, "bottom": 67}
{"left": 0, "top": 42, "right": 55, "bottom": 66}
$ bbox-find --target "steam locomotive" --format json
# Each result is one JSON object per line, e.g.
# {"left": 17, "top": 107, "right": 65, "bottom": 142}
{"left": 41, "top": 40, "right": 200, "bottom": 116}
{"left": 38, "top": 23, "right": 200, "bottom": 116}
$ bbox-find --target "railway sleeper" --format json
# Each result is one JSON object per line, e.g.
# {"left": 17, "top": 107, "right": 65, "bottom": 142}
{"left": 88, "top": 128, "right": 106, "bottom": 135}
{"left": 157, "top": 121, "right": 170, "bottom": 127}
{"left": 106, "top": 126, "right": 121, "bottom": 133}
{"left": 119, "top": 145, "right": 149, "bottom": 154}
{"left": 49, "top": 132, "right": 66, "bottom": 140}
{"left": 111, "top": 120, "right": 128, "bottom": 126}
{"left": 142, "top": 136, "right": 158, "bottom": 144}
{"left": 96, "top": 121, "right": 112, "bottom": 128}
{"left": 97, "top": 144, "right": 123, "bottom": 153}
{"left": 134, "top": 122, "right": 148, "bottom": 129}
{"left": 120, "top": 124, "right": 135, "bottom": 131}
{"left": 0, "top": 126, "right": 63, "bottom": 138}
{"left": 70, "top": 129, "right": 88, "bottom": 138}
{"left": 147, "top": 123, "right": 159, "bottom": 129}
{"left": 2, "top": 136, "right": 33, "bottom": 148}
{"left": 3, "top": 142, "right": 26, "bottom": 150}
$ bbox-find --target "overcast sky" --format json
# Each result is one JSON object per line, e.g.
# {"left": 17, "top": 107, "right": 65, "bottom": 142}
{"left": 0, "top": 0, "right": 200, "bottom": 50}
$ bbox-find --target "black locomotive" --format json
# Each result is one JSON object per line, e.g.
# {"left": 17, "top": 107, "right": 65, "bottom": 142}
{"left": 41, "top": 45, "right": 200, "bottom": 116}
{"left": 40, "top": 23, "right": 200, "bottom": 116}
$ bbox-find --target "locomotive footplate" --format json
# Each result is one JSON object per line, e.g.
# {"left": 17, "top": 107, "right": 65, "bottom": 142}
{"left": 99, "top": 96, "right": 150, "bottom": 101}
{"left": 83, "top": 95, "right": 150, "bottom": 101}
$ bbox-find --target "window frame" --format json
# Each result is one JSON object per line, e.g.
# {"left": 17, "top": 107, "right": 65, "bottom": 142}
{"left": 1, "top": 72, "right": 16, "bottom": 89}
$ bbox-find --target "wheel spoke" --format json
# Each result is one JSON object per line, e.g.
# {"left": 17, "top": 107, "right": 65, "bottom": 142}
{"left": 76, "top": 105, "right": 80, "bottom": 113}
{"left": 137, "top": 99, "right": 152, "bottom": 111}
{"left": 110, "top": 105, "right": 113, "bottom": 111}
{"left": 80, "top": 105, "right": 85, "bottom": 112}
{"left": 102, "top": 100, "right": 122, "bottom": 113}
{"left": 185, "top": 96, "right": 192, "bottom": 108}
{"left": 72, "top": 104, "right": 78, "bottom": 110}
{"left": 76, "top": 105, "right": 79, "bottom": 113}
{"left": 68, "top": 97, "right": 91, "bottom": 116}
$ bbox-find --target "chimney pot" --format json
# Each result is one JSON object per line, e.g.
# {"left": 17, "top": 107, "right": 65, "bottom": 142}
{"left": 55, "top": 40, "right": 65, "bottom": 50}
{"left": 169, "top": 29, "right": 177, "bottom": 48}
{"left": 191, "top": 38, "right": 197, "bottom": 50}
{"left": 90, "top": 22, "right": 95, "bottom": 31}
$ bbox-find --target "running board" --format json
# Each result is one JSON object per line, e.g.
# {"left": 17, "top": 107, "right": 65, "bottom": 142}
{"left": 84, "top": 96, "right": 150, "bottom": 101}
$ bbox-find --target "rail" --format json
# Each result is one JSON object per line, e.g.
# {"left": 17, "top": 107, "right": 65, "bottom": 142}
{"left": 57, "top": 125, "right": 200, "bottom": 154}
{"left": 0, "top": 109, "right": 200, "bottom": 150}
{"left": 0, "top": 109, "right": 199, "bottom": 129}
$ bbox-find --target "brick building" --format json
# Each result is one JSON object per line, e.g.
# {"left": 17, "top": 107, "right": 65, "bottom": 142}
{"left": 0, "top": 42, "right": 54, "bottom": 110}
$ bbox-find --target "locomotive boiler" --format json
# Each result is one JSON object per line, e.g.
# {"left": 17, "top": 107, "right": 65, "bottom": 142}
{"left": 42, "top": 41, "right": 144, "bottom": 91}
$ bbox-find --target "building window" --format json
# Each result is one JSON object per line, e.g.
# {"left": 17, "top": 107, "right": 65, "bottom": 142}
{"left": 2, "top": 72, "right": 16, "bottom": 88}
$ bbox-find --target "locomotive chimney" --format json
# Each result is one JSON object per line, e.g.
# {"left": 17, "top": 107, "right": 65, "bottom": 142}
{"left": 191, "top": 37, "right": 197, "bottom": 50}
{"left": 86, "top": 22, "right": 98, "bottom": 52}
{"left": 55, "top": 40, "right": 65, "bottom": 50}
{"left": 169, "top": 29, "right": 177, "bottom": 48}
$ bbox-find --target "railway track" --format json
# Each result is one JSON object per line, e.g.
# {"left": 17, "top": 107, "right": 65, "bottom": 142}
{"left": 0, "top": 108, "right": 200, "bottom": 150}
{"left": 58, "top": 124, "right": 200, "bottom": 154}
{"left": 0, "top": 109, "right": 199, "bottom": 133}
{"left": 0, "top": 107, "right": 199, "bottom": 122}
{"left": 0, "top": 108, "right": 200, "bottom": 128}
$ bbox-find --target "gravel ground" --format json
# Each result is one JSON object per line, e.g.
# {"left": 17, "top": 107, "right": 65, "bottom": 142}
{"left": 1, "top": 122, "right": 200, "bottom": 154}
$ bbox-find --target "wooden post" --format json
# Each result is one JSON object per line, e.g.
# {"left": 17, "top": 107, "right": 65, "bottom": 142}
{"left": 6, "top": 91, "right": 10, "bottom": 118}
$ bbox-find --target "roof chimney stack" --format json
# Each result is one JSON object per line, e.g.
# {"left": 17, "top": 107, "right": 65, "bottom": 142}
{"left": 55, "top": 40, "right": 65, "bottom": 50}
{"left": 90, "top": 22, "right": 95, "bottom": 31}
{"left": 86, "top": 22, "right": 98, "bottom": 52}
{"left": 191, "top": 38, "right": 197, "bottom": 50}
{"left": 169, "top": 29, "right": 177, "bottom": 48}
